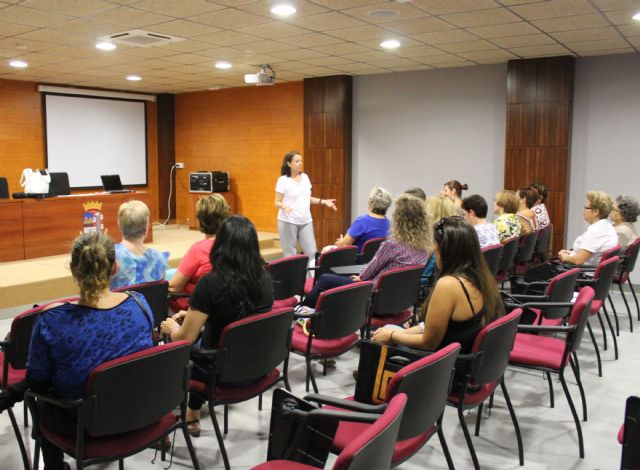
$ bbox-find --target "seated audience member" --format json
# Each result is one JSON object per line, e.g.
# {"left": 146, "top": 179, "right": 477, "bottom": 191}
{"left": 422, "top": 195, "right": 456, "bottom": 285}
{"left": 160, "top": 216, "right": 273, "bottom": 436}
{"left": 530, "top": 182, "right": 551, "bottom": 229}
{"left": 331, "top": 186, "right": 392, "bottom": 252}
{"left": 302, "top": 194, "right": 431, "bottom": 309}
{"left": 110, "top": 200, "right": 168, "bottom": 289}
{"left": 27, "top": 232, "right": 154, "bottom": 470}
{"left": 372, "top": 217, "right": 503, "bottom": 353}
{"left": 493, "top": 190, "right": 521, "bottom": 243}
{"left": 558, "top": 191, "right": 618, "bottom": 265}
{"left": 516, "top": 187, "right": 539, "bottom": 235}
{"left": 440, "top": 179, "right": 467, "bottom": 209}
{"left": 611, "top": 195, "right": 640, "bottom": 251}
{"left": 404, "top": 187, "right": 426, "bottom": 201}
{"left": 462, "top": 194, "right": 500, "bottom": 248}
{"left": 169, "top": 194, "right": 229, "bottom": 311}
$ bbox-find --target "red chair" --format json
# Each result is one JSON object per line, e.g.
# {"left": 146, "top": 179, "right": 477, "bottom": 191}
{"left": 267, "top": 254, "right": 309, "bottom": 309}
{"left": 613, "top": 238, "right": 640, "bottom": 331}
{"left": 188, "top": 307, "right": 295, "bottom": 470}
{"left": 358, "top": 237, "right": 385, "bottom": 264}
{"left": 495, "top": 236, "right": 519, "bottom": 285}
{"left": 620, "top": 395, "right": 640, "bottom": 469}
{"left": 304, "top": 246, "right": 358, "bottom": 295}
{"left": 513, "top": 230, "right": 538, "bottom": 274}
{"left": 447, "top": 309, "right": 524, "bottom": 470}
{"left": 482, "top": 243, "right": 503, "bottom": 277}
{"left": 252, "top": 393, "right": 408, "bottom": 470}
{"left": 307, "top": 343, "right": 461, "bottom": 468}
{"left": 367, "top": 265, "right": 424, "bottom": 336}
{"left": 532, "top": 223, "right": 553, "bottom": 264}
{"left": 509, "top": 286, "right": 595, "bottom": 459}
{"left": 291, "top": 282, "right": 374, "bottom": 393}
{"left": 27, "top": 341, "right": 200, "bottom": 470}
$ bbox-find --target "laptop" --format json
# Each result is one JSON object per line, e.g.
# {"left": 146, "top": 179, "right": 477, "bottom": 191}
{"left": 100, "top": 175, "right": 132, "bottom": 193}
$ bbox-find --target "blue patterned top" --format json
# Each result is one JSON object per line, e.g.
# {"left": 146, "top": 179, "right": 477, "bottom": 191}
{"left": 27, "top": 294, "right": 154, "bottom": 398}
{"left": 110, "top": 243, "right": 169, "bottom": 289}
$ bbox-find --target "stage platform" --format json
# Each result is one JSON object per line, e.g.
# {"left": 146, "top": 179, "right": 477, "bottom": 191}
{"left": 0, "top": 224, "right": 282, "bottom": 311}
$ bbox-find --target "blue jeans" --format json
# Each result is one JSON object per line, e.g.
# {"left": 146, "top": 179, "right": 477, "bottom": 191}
{"left": 303, "top": 273, "right": 354, "bottom": 308}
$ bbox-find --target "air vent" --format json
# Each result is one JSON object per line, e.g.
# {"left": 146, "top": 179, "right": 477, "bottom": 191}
{"left": 98, "top": 29, "right": 185, "bottom": 48}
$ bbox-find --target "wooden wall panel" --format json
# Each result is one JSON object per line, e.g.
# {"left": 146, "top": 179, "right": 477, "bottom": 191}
{"left": 156, "top": 94, "right": 175, "bottom": 222}
{"left": 174, "top": 82, "right": 303, "bottom": 232}
{"left": 304, "top": 76, "right": 352, "bottom": 249}
{"left": 505, "top": 57, "right": 575, "bottom": 253}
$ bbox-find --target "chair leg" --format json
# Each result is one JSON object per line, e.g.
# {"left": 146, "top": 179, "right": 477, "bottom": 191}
{"left": 224, "top": 405, "right": 229, "bottom": 435}
{"left": 474, "top": 402, "right": 483, "bottom": 437}
{"left": 457, "top": 406, "right": 480, "bottom": 470}
{"left": 596, "top": 310, "right": 608, "bottom": 351}
{"left": 119, "top": 459, "right": 124, "bottom": 470}
{"left": 586, "top": 321, "right": 603, "bottom": 377}
{"left": 258, "top": 393, "right": 263, "bottom": 411}
{"left": 308, "top": 360, "right": 319, "bottom": 394}
{"left": 33, "top": 439, "right": 40, "bottom": 470}
{"left": 627, "top": 276, "right": 640, "bottom": 321}
{"left": 500, "top": 380, "right": 524, "bottom": 466}
{"left": 559, "top": 371, "right": 584, "bottom": 458}
{"left": 572, "top": 352, "right": 581, "bottom": 379}
{"left": 210, "top": 405, "right": 231, "bottom": 470}
{"left": 569, "top": 356, "right": 587, "bottom": 422}
{"left": 437, "top": 415, "right": 455, "bottom": 470}
{"left": 608, "top": 294, "right": 620, "bottom": 337}
{"left": 7, "top": 409, "right": 29, "bottom": 470}
{"left": 545, "top": 371, "right": 554, "bottom": 408}
{"left": 618, "top": 282, "right": 634, "bottom": 332}
{"left": 182, "top": 422, "right": 201, "bottom": 470}
{"left": 602, "top": 305, "right": 619, "bottom": 360}
{"left": 23, "top": 404, "right": 28, "bottom": 428}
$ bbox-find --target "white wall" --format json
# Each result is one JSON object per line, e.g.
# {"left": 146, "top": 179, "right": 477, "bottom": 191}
{"left": 569, "top": 53, "right": 640, "bottom": 246}
{"left": 352, "top": 64, "right": 507, "bottom": 215}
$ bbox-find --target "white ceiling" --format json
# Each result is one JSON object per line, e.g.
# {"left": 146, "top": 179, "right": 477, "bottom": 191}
{"left": 0, "top": 0, "right": 639, "bottom": 94}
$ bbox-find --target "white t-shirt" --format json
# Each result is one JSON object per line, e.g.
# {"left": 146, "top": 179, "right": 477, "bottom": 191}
{"left": 276, "top": 173, "right": 312, "bottom": 225}
{"left": 572, "top": 218, "right": 618, "bottom": 265}
{"left": 474, "top": 223, "right": 500, "bottom": 248}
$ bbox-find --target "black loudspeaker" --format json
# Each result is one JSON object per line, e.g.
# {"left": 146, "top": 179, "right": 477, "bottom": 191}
{"left": 0, "top": 177, "right": 8, "bottom": 199}
{"left": 211, "top": 171, "right": 230, "bottom": 192}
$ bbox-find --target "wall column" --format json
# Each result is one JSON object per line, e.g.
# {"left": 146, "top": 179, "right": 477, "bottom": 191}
{"left": 157, "top": 93, "right": 175, "bottom": 222}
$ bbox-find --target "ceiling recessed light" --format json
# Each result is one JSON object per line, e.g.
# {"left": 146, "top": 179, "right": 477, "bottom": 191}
{"left": 368, "top": 9, "right": 399, "bottom": 18}
{"left": 96, "top": 41, "right": 116, "bottom": 51}
{"left": 9, "top": 60, "right": 28, "bottom": 68}
{"left": 126, "top": 75, "right": 142, "bottom": 81}
{"left": 380, "top": 39, "right": 401, "bottom": 49}
{"left": 271, "top": 4, "right": 296, "bottom": 16}
{"left": 633, "top": 11, "right": 640, "bottom": 21}
{"left": 215, "top": 61, "right": 232, "bottom": 69}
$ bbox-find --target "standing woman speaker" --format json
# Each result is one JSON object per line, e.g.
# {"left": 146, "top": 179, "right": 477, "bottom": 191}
{"left": 275, "top": 151, "right": 337, "bottom": 262}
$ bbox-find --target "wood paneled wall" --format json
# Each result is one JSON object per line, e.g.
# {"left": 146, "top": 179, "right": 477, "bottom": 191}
{"left": 304, "top": 76, "right": 353, "bottom": 249}
{"left": 156, "top": 94, "right": 175, "bottom": 221}
{"left": 174, "top": 82, "right": 303, "bottom": 231}
{"left": 0, "top": 78, "right": 160, "bottom": 222}
{"left": 505, "top": 56, "right": 575, "bottom": 252}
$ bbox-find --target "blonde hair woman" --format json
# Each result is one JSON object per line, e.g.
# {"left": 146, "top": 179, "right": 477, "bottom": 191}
{"left": 110, "top": 200, "right": 168, "bottom": 289}
{"left": 426, "top": 195, "right": 456, "bottom": 223}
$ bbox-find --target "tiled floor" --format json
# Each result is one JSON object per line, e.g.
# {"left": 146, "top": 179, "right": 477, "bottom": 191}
{"left": 1, "top": 291, "right": 638, "bottom": 469}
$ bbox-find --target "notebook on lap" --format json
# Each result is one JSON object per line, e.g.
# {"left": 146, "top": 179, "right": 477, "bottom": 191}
{"left": 101, "top": 175, "right": 132, "bottom": 193}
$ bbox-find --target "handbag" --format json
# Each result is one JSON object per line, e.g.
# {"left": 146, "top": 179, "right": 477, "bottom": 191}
{"left": 20, "top": 168, "right": 51, "bottom": 194}
{"left": 354, "top": 339, "right": 429, "bottom": 404}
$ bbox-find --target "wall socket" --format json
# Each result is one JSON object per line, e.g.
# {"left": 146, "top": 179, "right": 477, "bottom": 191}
{"left": 175, "top": 162, "right": 184, "bottom": 169}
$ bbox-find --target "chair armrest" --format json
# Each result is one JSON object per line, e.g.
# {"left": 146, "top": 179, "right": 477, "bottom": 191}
{"left": 304, "top": 394, "right": 387, "bottom": 413}
{"left": 168, "top": 292, "right": 190, "bottom": 299}
{"left": 503, "top": 293, "right": 549, "bottom": 302}
{"left": 24, "top": 390, "right": 85, "bottom": 409}
{"left": 563, "top": 263, "right": 596, "bottom": 271}
{"left": 307, "top": 408, "right": 384, "bottom": 425}
{"left": 454, "top": 352, "right": 483, "bottom": 379}
{"left": 517, "top": 324, "right": 576, "bottom": 334}
{"left": 575, "top": 279, "right": 597, "bottom": 287}
{"left": 190, "top": 347, "right": 221, "bottom": 361}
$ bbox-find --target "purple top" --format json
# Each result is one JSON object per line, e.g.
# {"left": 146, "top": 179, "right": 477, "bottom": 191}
{"left": 360, "top": 239, "right": 430, "bottom": 285}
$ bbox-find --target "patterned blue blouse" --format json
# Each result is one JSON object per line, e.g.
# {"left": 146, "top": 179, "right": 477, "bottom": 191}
{"left": 26, "top": 294, "right": 154, "bottom": 398}
{"left": 110, "top": 243, "right": 169, "bottom": 289}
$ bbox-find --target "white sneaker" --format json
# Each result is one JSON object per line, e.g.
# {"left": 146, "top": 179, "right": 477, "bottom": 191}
{"left": 295, "top": 305, "right": 315, "bottom": 315}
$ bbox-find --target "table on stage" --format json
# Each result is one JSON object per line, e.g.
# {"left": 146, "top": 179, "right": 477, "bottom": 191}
{"left": 0, "top": 192, "right": 152, "bottom": 262}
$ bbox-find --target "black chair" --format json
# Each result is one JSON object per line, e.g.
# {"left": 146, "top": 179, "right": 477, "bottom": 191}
{"left": 620, "top": 395, "right": 640, "bottom": 470}
{"left": 0, "top": 176, "right": 8, "bottom": 199}
{"left": 47, "top": 172, "right": 71, "bottom": 196}
{"left": 495, "top": 236, "right": 519, "bottom": 285}
{"left": 532, "top": 223, "right": 553, "bottom": 264}
{"left": 304, "top": 246, "right": 358, "bottom": 295}
{"left": 27, "top": 341, "right": 200, "bottom": 470}
{"left": 358, "top": 237, "right": 385, "bottom": 264}
{"left": 114, "top": 280, "right": 169, "bottom": 329}
{"left": 614, "top": 238, "right": 640, "bottom": 331}
{"left": 267, "top": 254, "right": 309, "bottom": 309}
{"left": 513, "top": 231, "right": 538, "bottom": 274}
{"left": 482, "top": 243, "right": 503, "bottom": 277}
{"left": 308, "top": 342, "right": 461, "bottom": 468}
{"left": 291, "top": 282, "right": 374, "bottom": 393}
{"left": 447, "top": 308, "right": 524, "bottom": 470}
{"left": 188, "top": 307, "right": 295, "bottom": 470}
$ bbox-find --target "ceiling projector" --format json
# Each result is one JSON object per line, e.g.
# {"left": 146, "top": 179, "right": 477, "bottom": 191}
{"left": 244, "top": 64, "right": 276, "bottom": 85}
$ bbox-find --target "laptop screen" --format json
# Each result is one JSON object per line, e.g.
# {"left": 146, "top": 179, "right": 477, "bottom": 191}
{"left": 100, "top": 174, "right": 123, "bottom": 191}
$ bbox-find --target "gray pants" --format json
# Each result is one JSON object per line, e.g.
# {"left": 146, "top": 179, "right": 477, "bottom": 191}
{"left": 278, "top": 220, "right": 317, "bottom": 262}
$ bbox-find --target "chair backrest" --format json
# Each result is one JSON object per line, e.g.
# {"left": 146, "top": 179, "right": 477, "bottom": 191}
{"left": 0, "top": 176, "right": 8, "bottom": 199}
{"left": 48, "top": 172, "right": 71, "bottom": 196}
{"left": 217, "top": 308, "right": 294, "bottom": 383}
{"left": 497, "top": 236, "right": 519, "bottom": 274}
{"left": 312, "top": 282, "right": 373, "bottom": 340}
{"left": 332, "top": 394, "right": 407, "bottom": 470}
{"left": 534, "top": 224, "right": 552, "bottom": 258}
{"left": 482, "top": 244, "right": 503, "bottom": 277}
{"left": 470, "top": 308, "right": 523, "bottom": 385}
{"left": 115, "top": 280, "right": 168, "bottom": 328}
{"left": 384, "top": 343, "right": 460, "bottom": 440}
{"left": 370, "top": 265, "right": 423, "bottom": 315}
{"left": 84, "top": 341, "right": 191, "bottom": 436}
{"left": 619, "top": 238, "right": 640, "bottom": 283}
{"left": 593, "top": 256, "right": 621, "bottom": 301}
{"left": 317, "top": 246, "right": 359, "bottom": 277}
{"left": 541, "top": 268, "right": 580, "bottom": 319}
{"left": 268, "top": 255, "right": 309, "bottom": 300}
{"left": 621, "top": 395, "right": 640, "bottom": 470}
{"left": 514, "top": 231, "right": 538, "bottom": 264}
{"left": 600, "top": 244, "right": 621, "bottom": 263}
{"left": 566, "top": 287, "right": 595, "bottom": 352}
{"left": 359, "top": 238, "right": 385, "bottom": 264}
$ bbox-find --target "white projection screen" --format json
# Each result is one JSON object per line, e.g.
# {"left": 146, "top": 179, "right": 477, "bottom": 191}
{"left": 44, "top": 94, "right": 148, "bottom": 188}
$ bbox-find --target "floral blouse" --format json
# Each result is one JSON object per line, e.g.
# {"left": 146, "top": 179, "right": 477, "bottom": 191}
{"left": 494, "top": 213, "right": 521, "bottom": 243}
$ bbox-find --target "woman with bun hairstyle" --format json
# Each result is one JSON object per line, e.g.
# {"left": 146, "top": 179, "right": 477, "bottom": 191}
{"left": 516, "top": 187, "right": 539, "bottom": 235}
{"left": 440, "top": 179, "right": 468, "bottom": 209}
